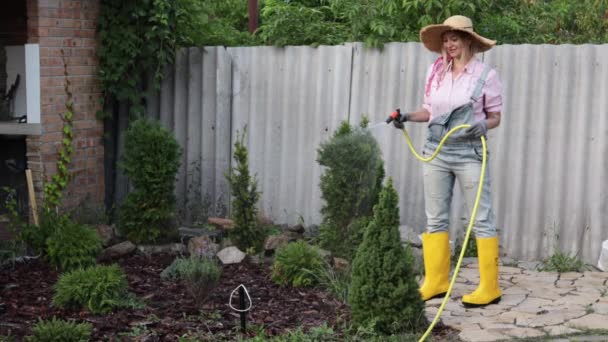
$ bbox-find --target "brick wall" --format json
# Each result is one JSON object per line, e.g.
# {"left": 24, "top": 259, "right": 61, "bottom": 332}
{"left": 26, "top": 0, "right": 104, "bottom": 211}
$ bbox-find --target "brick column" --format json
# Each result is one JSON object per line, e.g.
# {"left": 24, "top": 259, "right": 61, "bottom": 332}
{"left": 26, "top": 0, "right": 104, "bottom": 211}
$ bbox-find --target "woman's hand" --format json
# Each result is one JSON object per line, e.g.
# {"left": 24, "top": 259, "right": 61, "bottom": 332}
{"left": 465, "top": 120, "right": 487, "bottom": 138}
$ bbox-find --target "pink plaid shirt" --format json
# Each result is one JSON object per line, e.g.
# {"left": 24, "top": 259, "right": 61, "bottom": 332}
{"left": 422, "top": 57, "right": 503, "bottom": 122}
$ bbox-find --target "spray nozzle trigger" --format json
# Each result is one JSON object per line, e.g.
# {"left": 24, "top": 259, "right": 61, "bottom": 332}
{"left": 386, "top": 109, "right": 401, "bottom": 123}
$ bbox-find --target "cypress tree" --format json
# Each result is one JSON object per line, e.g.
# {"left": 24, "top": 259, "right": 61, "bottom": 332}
{"left": 349, "top": 178, "right": 426, "bottom": 334}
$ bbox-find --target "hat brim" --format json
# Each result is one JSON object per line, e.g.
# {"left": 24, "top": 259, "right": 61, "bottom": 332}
{"left": 420, "top": 24, "right": 496, "bottom": 54}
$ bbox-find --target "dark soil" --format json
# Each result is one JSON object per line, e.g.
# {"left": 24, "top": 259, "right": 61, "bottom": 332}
{"left": 0, "top": 252, "right": 458, "bottom": 341}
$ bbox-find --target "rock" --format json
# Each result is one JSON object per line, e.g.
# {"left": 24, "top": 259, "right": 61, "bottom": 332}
{"left": 188, "top": 236, "right": 219, "bottom": 259}
{"left": 208, "top": 217, "right": 235, "bottom": 230}
{"left": 333, "top": 257, "right": 349, "bottom": 272}
{"left": 99, "top": 241, "right": 136, "bottom": 261}
{"left": 286, "top": 224, "right": 305, "bottom": 234}
{"left": 96, "top": 224, "right": 117, "bottom": 247}
{"left": 264, "top": 232, "right": 300, "bottom": 252}
{"left": 137, "top": 243, "right": 186, "bottom": 255}
{"left": 217, "top": 246, "right": 246, "bottom": 264}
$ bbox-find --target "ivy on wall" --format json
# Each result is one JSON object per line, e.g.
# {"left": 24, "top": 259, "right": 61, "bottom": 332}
{"left": 43, "top": 50, "right": 74, "bottom": 209}
{"left": 97, "top": 0, "right": 208, "bottom": 116}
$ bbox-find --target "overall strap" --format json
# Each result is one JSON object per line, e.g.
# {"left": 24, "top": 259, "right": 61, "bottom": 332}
{"left": 470, "top": 65, "right": 492, "bottom": 102}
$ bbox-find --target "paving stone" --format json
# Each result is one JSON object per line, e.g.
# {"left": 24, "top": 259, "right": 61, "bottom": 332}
{"left": 554, "top": 293, "right": 599, "bottom": 306}
{"left": 542, "top": 325, "right": 581, "bottom": 336}
{"left": 495, "top": 311, "right": 536, "bottom": 325}
{"left": 567, "top": 335, "right": 608, "bottom": 342}
{"left": 556, "top": 279, "right": 576, "bottom": 288}
{"left": 499, "top": 294, "right": 527, "bottom": 306}
{"left": 478, "top": 322, "right": 518, "bottom": 330}
{"left": 526, "top": 309, "right": 586, "bottom": 327}
{"left": 560, "top": 272, "right": 583, "bottom": 280}
{"left": 502, "top": 286, "right": 531, "bottom": 295}
{"left": 519, "top": 272, "right": 558, "bottom": 283}
{"left": 451, "top": 285, "right": 478, "bottom": 297}
{"left": 514, "top": 297, "right": 555, "bottom": 314}
{"left": 458, "top": 328, "right": 509, "bottom": 342}
{"left": 518, "top": 261, "right": 541, "bottom": 270}
{"left": 566, "top": 313, "right": 608, "bottom": 330}
{"left": 499, "top": 266, "right": 522, "bottom": 275}
{"left": 534, "top": 288, "right": 574, "bottom": 300}
{"left": 591, "top": 302, "right": 608, "bottom": 315}
{"left": 575, "top": 277, "right": 607, "bottom": 287}
{"left": 582, "top": 271, "right": 608, "bottom": 280}
{"left": 502, "top": 327, "right": 545, "bottom": 339}
{"left": 479, "top": 309, "right": 504, "bottom": 317}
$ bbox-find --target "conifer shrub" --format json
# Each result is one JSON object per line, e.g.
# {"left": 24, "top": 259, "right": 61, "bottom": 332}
{"left": 119, "top": 117, "right": 181, "bottom": 243}
{"left": 46, "top": 219, "right": 102, "bottom": 271}
{"left": 316, "top": 119, "right": 384, "bottom": 260}
{"left": 271, "top": 241, "right": 324, "bottom": 287}
{"left": 53, "top": 264, "right": 137, "bottom": 314}
{"left": 349, "top": 179, "right": 426, "bottom": 334}
{"left": 160, "top": 257, "right": 222, "bottom": 304}
{"left": 225, "top": 128, "right": 264, "bottom": 252}
{"left": 26, "top": 317, "right": 92, "bottom": 342}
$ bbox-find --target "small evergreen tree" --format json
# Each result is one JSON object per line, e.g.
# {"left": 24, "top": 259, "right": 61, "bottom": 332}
{"left": 349, "top": 179, "right": 426, "bottom": 334}
{"left": 317, "top": 119, "right": 384, "bottom": 259}
{"left": 226, "top": 127, "right": 263, "bottom": 252}
{"left": 119, "top": 118, "right": 181, "bottom": 243}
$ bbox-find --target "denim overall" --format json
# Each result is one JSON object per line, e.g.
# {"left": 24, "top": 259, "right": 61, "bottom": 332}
{"left": 422, "top": 65, "right": 497, "bottom": 238}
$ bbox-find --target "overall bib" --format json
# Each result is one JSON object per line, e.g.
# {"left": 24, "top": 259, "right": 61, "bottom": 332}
{"left": 422, "top": 65, "right": 497, "bottom": 238}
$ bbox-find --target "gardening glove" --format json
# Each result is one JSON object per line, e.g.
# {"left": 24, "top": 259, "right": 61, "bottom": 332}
{"left": 392, "top": 111, "right": 410, "bottom": 129}
{"left": 465, "top": 120, "right": 487, "bottom": 139}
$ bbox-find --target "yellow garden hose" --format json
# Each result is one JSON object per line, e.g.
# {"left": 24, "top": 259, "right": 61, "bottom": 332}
{"left": 398, "top": 125, "right": 487, "bottom": 342}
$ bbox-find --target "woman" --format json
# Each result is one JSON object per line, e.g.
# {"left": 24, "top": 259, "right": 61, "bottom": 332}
{"left": 394, "top": 15, "right": 503, "bottom": 307}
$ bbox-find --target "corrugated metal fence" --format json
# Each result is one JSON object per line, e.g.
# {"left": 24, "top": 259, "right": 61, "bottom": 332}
{"left": 137, "top": 42, "right": 608, "bottom": 264}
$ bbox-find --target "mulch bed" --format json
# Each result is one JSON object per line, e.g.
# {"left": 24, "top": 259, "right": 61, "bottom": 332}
{"left": 0, "top": 252, "right": 458, "bottom": 340}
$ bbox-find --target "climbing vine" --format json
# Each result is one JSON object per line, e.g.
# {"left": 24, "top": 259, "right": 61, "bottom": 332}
{"left": 43, "top": 50, "right": 74, "bottom": 209}
{"left": 97, "top": 0, "right": 208, "bottom": 117}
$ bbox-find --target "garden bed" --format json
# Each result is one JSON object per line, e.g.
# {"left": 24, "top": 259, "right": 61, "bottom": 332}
{"left": 0, "top": 252, "right": 459, "bottom": 340}
{"left": 0, "top": 252, "right": 348, "bottom": 340}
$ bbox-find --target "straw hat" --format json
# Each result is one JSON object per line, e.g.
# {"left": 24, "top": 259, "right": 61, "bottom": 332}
{"left": 419, "top": 15, "right": 495, "bottom": 53}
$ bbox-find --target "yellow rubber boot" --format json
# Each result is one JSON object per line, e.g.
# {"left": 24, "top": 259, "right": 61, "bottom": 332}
{"left": 462, "top": 236, "right": 502, "bottom": 307}
{"left": 419, "top": 232, "right": 451, "bottom": 301}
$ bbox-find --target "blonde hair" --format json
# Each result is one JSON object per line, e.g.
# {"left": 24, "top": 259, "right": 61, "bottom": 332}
{"left": 425, "top": 30, "right": 476, "bottom": 96}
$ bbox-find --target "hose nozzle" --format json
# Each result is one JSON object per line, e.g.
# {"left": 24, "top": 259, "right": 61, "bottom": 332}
{"left": 386, "top": 108, "right": 401, "bottom": 124}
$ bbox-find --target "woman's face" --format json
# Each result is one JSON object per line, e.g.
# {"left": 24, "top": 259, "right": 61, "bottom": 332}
{"left": 442, "top": 31, "right": 471, "bottom": 59}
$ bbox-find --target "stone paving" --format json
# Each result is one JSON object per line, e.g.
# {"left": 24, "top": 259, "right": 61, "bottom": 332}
{"left": 425, "top": 258, "right": 608, "bottom": 341}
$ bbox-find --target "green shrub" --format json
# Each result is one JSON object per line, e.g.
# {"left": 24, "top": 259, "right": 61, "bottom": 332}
{"left": 317, "top": 120, "right": 384, "bottom": 260}
{"left": 349, "top": 179, "right": 425, "bottom": 334}
{"left": 53, "top": 264, "right": 133, "bottom": 314}
{"left": 271, "top": 241, "right": 324, "bottom": 287}
{"left": 119, "top": 118, "right": 181, "bottom": 243}
{"left": 314, "top": 261, "right": 351, "bottom": 303}
{"left": 161, "top": 257, "right": 222, "bottom": 304}
{"left": 225, "top": 128, "right": 264, "bottom": 252}
{"left": 20, "top": 208, "right": 64, "bottom": 255}
{"left": 25, "top": 317, "right": 92, "bottom": 342}
{"left": 46, "top": 220, "right": 102, "bottom": 271}
{"left": 538, "top": 251, "right": 585, "bottom": 273}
